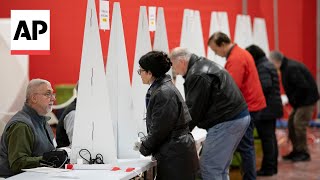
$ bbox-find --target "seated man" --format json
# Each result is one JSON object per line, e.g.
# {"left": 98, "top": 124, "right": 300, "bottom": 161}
{"left": 0, "top": 79, "right": 56, "bottom": 178}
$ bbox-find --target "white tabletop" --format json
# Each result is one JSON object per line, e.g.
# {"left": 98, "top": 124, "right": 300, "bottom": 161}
{"left": 7, "top": 158, "right": 155, "bottom": 180}
{"left": 7, "top": 129, "right": 206, "bottom": 180}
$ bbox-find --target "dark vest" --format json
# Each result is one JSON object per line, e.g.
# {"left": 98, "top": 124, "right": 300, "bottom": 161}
{"left": 56, "top": 98, "right": 77, "bottom": 148}
{"left": 0, "top": 104, "right": 55, "bottom": 177}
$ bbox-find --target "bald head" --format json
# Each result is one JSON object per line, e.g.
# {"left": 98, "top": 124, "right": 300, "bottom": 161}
{"left": 269, "top": 51, "right": 284, "bottom": 63}
{"left": 269, "top": 51, "right": 284, "bottom": 70}
{"left": 169, "top": 47, "right": 191, "bottom": 62}
{"left": 169, "top": 47, "right": 192, "bottom": 76}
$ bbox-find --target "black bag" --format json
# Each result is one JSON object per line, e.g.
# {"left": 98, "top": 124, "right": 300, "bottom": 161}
{"left": 40, "top": 149, "right": 69, "bottom": 168}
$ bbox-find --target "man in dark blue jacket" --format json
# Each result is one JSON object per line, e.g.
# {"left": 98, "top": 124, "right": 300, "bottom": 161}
{"left": 269, "top": 51, "right": 319, "bottom": 162}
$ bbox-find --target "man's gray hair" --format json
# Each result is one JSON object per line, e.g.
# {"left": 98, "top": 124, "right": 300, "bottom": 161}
{"left": 269, "top": 50, "right": 284, "bottom": 62}
{"left": 26, "top": 78, "right": 50, "bottom": 103}
{"left": 169, "top": 47, "right": 192, "bottom": 61}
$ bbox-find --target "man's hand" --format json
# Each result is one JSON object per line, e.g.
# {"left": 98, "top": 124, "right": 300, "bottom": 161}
{"left": 281, "top": 94, "right": 289, "bottom": 105}
{"left": 133, "top": 141, "right": 141, "bottom": 151}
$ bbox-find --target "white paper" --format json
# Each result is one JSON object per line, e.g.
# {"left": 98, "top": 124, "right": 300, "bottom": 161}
{"left": 148, "top": 6, "right": 156, "bottom": 31}
{"left": 22, "top": 167, "right": 70, "bottom": 173}
{"left": 99, "top": 0, "right": 110, "bottom": 30}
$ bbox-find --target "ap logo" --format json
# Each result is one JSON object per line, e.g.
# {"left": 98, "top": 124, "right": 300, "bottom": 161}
{"left": 11, "top": 10, "right": 50, "bottom": 55}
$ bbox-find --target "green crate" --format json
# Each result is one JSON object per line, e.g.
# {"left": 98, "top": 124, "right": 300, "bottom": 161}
{"left": 55, "top": 84, "right": 76, "bottom": 104}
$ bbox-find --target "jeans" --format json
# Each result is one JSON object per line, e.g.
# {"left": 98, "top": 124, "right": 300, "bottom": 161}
{"left": 236, "top": 112, "right": 257, "bottom": 180}
{"left": 200, "top": 114, "right": 250, "bottom": 180}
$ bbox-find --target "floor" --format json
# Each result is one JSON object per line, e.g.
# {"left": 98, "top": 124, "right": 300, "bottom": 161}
{"left": 230, "top": 127, "right": 320, "bottom": 180}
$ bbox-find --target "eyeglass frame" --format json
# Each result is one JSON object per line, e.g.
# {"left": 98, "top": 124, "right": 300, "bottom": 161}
{"left": 34, "top": 92, "right": 56, "bottom": 98}
{"left": 137, "top": 69, "right": 147, "bottom": 75}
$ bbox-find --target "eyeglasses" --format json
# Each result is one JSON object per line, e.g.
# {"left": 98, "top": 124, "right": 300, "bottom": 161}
{"left": 35, "top": 92, "right": 56, "bottom": 98}
{"left": 137, "top": 69, "right": 146, "bottom": 75}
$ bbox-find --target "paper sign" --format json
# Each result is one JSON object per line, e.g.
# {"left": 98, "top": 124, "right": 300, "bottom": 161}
{"left": 148, "top": 6, "right": 156, "bottom": 31}
{"left": 100, "top": 0, "right": 110, "bottom": 30}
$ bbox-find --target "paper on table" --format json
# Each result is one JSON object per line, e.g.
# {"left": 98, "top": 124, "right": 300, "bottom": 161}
{"left": 22, "top": 167, "right": 70, "bottom": 173}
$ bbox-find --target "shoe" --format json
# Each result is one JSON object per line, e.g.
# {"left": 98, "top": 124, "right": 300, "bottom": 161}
{"left": 282, "top": 151, "right": 297, "bottom": 161}
{"left": 256, "top": 169, "right": 275, "bottom": 176}
{"left": 292, "top": 152, "right": 310, "bottom": 162}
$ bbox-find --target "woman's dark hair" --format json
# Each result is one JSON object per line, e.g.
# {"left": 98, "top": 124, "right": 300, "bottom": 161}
{"left": 245, "top": 44, "right": 266, "bottom": 61}
{"left": 139, "top": 51, "right": 172, "bottom": 78}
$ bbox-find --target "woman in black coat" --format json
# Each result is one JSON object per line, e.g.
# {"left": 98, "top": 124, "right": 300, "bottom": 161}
{"left": 135, "top": 51, "right": 199, "bottom": 180}
{"left": 246, "top": 45, "right": 283, "bottom": 176}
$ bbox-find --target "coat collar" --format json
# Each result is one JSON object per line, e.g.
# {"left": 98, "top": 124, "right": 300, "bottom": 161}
{"left": 23, "top": 103, "right": 51, "bottom": 123}
{"left": 255, "top": 56, "right": 268, "bottom": 66}
{"left": 149, "top": 75, "right": 172, "bottom": 94}
{"left": 280, "top": 56, "right": 289, "bottom": 70}
{"left": 184, "top": 54, "right": 200, "bottom": 79}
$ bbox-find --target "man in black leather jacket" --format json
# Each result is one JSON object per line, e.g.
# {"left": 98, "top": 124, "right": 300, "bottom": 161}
{"left": 270, "top": 50, "right": 319, "bottom": 162}
{"left": 170, "top": 47, "right": 251, "bottom": 180}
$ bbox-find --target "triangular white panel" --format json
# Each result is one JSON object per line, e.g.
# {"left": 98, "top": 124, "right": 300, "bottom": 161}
{"left": 71, "top": 0, "right": 116, "bottom": 164}
{"left": 180, "top": 9, "right": 192, "bottom": 49}
{"left": 176, "top": 9, "right": 193, "bottom": 100}
{"left": 191, "top": 10, "right": 205, "bottom": 57}
{"left": 207, "top": 12, "right": 230, "bottom": 67}
{"left": 153, "top": 7, "right": 173, "bottom": 78}
{"left": 253, "top": 18, "right": 270, "bottom": 56}
{"left": 106, "top": 2, "right": 139, "bottom": 159}
{"left": 177, "top": 9, "right": 205, "bottom": 100}
{"left": 0, "top": 19, "right": 28, "bottom": 133}
{"left": 234, "top": 14, "right": 253, "bottom": 49}
{"left": 132, "top": 6, "right": 152, "bottom": 137}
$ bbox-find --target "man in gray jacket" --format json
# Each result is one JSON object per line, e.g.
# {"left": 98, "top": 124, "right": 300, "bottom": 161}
{"left": 0, "top": 79, "right": 56, "bottom": 177}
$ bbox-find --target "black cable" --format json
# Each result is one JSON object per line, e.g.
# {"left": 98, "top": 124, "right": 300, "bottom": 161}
{"left": 138, "top": 132, "right": 146, "bottom": 139}
{"left": 78, "top": 149, "right": 104, "bottom": 164}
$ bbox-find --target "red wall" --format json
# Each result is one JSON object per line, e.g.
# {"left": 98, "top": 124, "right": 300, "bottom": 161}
{"left": 0, "top": 0, "right": 317, "bottom": 88}
{"left": 247, "top": 0, "right": 275, "bottom": 50}
{"left": 277, "top": 0, "right": 317, "bottom": 77}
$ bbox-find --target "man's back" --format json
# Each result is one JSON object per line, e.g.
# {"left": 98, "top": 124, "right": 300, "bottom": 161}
{"left": 184, "top": 54, "right": 247, "bottom": 129}
{"left": 225, "top": 45, "right": 266, "bottom": 112}
{"left": 280, "top": 57, "right": 319, "bottom": 108}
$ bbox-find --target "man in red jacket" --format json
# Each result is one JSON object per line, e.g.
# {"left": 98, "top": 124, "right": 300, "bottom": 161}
{"left": 208, "top": 32, "right": 267, "bottom": 180}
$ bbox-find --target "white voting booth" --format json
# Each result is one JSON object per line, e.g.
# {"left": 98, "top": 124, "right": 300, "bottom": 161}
{"left": 234, "top": 14, "right": 253, "bottom": 49}
{"left": 106, "top": 2, "right": 139, "bottom": 159}
{"left": 253, "top": 17, "right": 270, "bottom": 56}
{"left": 70, "top": 0, "right": 117, "bottom": 164}
{"left": 207, "top": 11, "right": 230, "bottom": 67}
{"left": 0, "top": 19, "right": 29, "bottom": 136}
{"left": 176, "top": 9, "right": 206, "bottom": 100}
{"left": 132, "top": 6, "right": 152, "bottom": 138}
{"left": 153, "top": 7, "right": 173, "bottom": 78}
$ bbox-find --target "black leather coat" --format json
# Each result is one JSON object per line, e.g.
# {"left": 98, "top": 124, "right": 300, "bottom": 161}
{"left": 184, "top": 54, "right": 248, "bottom": 130}
{"left": 139, "top": 75, "right": 199, "bottom": 180}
